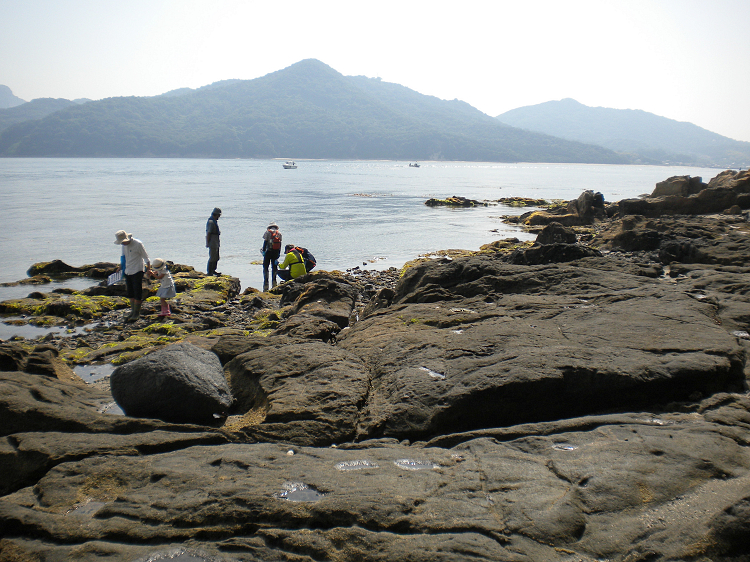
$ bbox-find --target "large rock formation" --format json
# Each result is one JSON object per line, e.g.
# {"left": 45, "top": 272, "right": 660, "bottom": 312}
{"left": 3, "top": 169, "right": 750, "bottom": 561}
{"left": 619, "top": 170, "right": 750, "bottom": 217}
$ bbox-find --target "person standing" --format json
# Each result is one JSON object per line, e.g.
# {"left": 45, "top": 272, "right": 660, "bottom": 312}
{"left": 277, "top": 244, "right": 307, "bottom": 281}
{"left": 261, "top": 222, "right": 282, "bottom": 291}
{"left": 148, "top": 258, "right": 176, "bottom": 317}
{"left": 206, "top": 207, "right": 221, "bottom": 276}
{"left": 114, "top": 230, "right": 151, "bottom": 323}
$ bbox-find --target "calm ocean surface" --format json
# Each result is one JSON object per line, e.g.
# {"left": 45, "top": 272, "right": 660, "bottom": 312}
{"left": 0, "top": 158, "right": 722, "bottom": 292}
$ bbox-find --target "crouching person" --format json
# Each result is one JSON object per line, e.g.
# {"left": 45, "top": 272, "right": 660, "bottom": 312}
{"left": 277, "top": 244, "right": 307, "bottom": 281}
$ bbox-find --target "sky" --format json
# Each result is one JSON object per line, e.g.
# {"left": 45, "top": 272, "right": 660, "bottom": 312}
{"left": 1, "top": 0, "right": 749, "bottom": 142}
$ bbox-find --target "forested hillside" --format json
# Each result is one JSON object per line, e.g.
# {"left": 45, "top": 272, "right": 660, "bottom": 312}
{"left": 0, "top": 60, "right": 627, "bottom": 163}
{"left": 0, "top": 98, "right": 79, "bottom": 133}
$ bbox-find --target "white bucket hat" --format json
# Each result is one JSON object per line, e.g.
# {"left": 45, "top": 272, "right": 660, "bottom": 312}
{"left": 114, "top": 230, "right": 132, "bottom": 245}
{"left": 151, "top": 258, "right": 166, "bottom": 270}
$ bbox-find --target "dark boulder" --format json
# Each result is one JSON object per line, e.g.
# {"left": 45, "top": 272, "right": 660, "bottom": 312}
{"left": 26, "top": 260, "right": 84, "bottom": 277}
{"left": 0, "top": 342, "right": 84, "bottom": 385}
{"left": 26, "top": 260, "right": 118, "bottom": 279}
{"left": 602, "top": 215, "right": 663, "bottom": 252}
{"left": 278, "top": 273, "right": 359, "bottom": 328}
{"left": 535, "top": 222, "right": 577, "bottom": 245}
{"left": 567, "top": 189, "right": 605, "bottom": 222}
{"left": 111, "top": 342, "right": 232, "bottom": 423}
{"left": 507, "top": 243, "right": 602, "bottom": 265}
{"left": 708, "top": 496, "right": 750, "bottom": 558}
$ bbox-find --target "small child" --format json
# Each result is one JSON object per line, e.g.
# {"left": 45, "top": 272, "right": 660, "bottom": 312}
{"left": 148, "top": 258, "right": 176, "bottom": 316}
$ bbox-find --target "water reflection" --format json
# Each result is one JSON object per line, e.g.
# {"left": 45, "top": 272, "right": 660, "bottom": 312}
{"left": 65, "top": 500, "right": 106, "bottom": 517}
{"left": 273, "top": 481, "right": 325, "bottom": 502}
{"left": 0, "top": 277, "right": 99, "bottom": 301}
{"left": 0, "top": 318, "right": 92, "bottom": 341}
{"left": 74, "top": 363, "right": 115, "bottom": 383}
{"left": 394, "top": 459, "right": 441, "bottom": 471}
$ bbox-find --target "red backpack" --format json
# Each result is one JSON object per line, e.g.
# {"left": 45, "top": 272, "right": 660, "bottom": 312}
{"left": 268, "top": 228, "right": 282, "bottom": 251}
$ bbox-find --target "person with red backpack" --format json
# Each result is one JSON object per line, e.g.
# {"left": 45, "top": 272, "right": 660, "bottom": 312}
{"left": 261, "top": 222, "right": 282, "bottom": 291}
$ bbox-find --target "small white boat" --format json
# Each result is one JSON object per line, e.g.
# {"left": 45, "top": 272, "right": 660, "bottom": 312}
{"left": 409, "top": 162, "right": 420, "bottom": 168}
{"left": 283, "top": 161, "right": 297, "bottom": 169}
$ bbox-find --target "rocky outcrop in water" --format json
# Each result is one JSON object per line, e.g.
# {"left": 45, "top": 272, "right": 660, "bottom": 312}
{"left": 2, "top": 170, "right": 750, "bottom": 561}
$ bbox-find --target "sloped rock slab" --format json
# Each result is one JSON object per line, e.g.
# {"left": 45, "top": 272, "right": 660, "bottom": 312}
{"left": 111, "top": 342, "right": 232, "bottom": 424}
{"left": 2, "top": 401, "right": 750, "bottom": 561}
{"left": 342, "top": 257, "right": 744, "bottom": 441}
{"left": 0, "top": 370, "right": 184, "bottom": 438}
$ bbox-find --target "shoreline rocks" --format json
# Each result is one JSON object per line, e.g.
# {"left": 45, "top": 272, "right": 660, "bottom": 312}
{"left": 2, "top": 168, "right": 750, "bottom": 561}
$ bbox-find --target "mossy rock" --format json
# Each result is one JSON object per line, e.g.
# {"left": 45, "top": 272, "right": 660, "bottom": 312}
{"left": 75, "top": 333, "right": 180, "bottom": 364}
{"left": 0, "top": 293, "right": 128, "bottom": 319}
{"left": 0, "top": 297, "right": 52, "bottom": 316}
{"left": 523, "top": 211, "right": 584, "bottom": 227}
{"left": 0, "top": 275, "right": 52, "bottom": 288}
{"left": 425, "top": 196, "right": 485, "bottom": 207}
{"left": 400, "top": 250, "right": 475, "bottom": 276}
{"left": 142, "top": 322, "right": 187, "bottom": 337}
{"left": 479, "top": 238, "right": 533, "bottom": 254}
{"left": 248, "top": 310, "right": 281, "bottom": 331}
{"left": 26, "top": 260, "right": 84, "bottom": 277}
{"left": 42, "top": 294, "right": 129, "bottom": 319}
{"left": 28, "top": 315, "right": 67, "bottom": 327}
{"left": 497, "top": 197, "right": 549, "bottom": 207}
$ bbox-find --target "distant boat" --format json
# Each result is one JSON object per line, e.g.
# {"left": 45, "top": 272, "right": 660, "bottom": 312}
{"left": 283, "top": 161, "right": 297, "bottom": 169}
{"left": 409, "top": 162, "right": 420, "bottom": 168}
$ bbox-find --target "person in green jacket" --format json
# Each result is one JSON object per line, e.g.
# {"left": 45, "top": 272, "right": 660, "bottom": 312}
{"left": 277, "top": 244, "right": 307, "bottom": 281}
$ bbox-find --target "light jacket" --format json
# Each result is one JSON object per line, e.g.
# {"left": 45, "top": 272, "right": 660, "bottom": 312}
{"left": 122, "top": 238, "right": 150, "bottom": 275}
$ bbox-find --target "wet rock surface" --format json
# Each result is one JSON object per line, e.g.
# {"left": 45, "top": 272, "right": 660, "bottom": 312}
{"left": 2, "top": 170, "right": 750, "bottom": 561}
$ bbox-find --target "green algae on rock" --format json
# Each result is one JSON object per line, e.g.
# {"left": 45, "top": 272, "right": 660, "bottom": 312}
{"left": 424, "top": 195, "right": 486, "bottom": 207}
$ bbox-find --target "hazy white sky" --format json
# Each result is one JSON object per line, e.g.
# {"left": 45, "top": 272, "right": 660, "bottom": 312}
{"left": 2, "top": 0, "right": 749, "bottom": 142}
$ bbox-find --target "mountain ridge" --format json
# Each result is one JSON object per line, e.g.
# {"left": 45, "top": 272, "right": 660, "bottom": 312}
{"left": 497, "top": 98, "right": 750, "bottom": 167}
{"left": 0, "top": 85, "right": 26, "bottom": 109}
{"left": 0, "top": 60, "right": 626, "bottom": 163}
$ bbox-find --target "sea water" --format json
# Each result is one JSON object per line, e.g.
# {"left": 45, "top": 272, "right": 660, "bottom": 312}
{"left": 0, "top": 158, "right": 721, "bottom": 292}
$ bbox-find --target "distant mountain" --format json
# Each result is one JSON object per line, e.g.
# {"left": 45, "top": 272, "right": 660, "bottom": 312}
{"left": 497, "top": 98, "right": 750, "bottom": 167}
{"left": 0, "top": 98, "right": 79, "bottom": 134}
{"left": 157, "top": 79, "right": 244, "bottom": 98}
{"left": 0, "top": 60, "right": 627, "bottom": 163}
{"left": 0, "top": 85, "right": 26, "bottom": 109}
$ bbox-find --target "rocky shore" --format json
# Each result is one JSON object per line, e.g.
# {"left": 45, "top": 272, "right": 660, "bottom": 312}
{"left": 2, "top": 170, "right": 750, "bottom": 561}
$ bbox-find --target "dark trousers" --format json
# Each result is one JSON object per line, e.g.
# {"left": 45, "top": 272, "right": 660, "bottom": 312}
{"left": 263, "top": 249, "right": 280, "bottom": 284}
{"left": 207, "top": 244, "right": 220, "bottom": 275}
{"left": 125, "top": 271, "right": 144, "bottom": 301}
